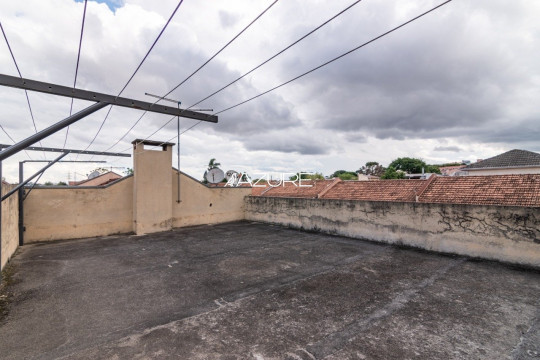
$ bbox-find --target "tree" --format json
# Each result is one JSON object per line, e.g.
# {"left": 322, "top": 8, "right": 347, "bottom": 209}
{"left": 358, "top": 161, "right": 386, "bottom": 177}
{"left": 44, "top": 181, "right": 54, "bottom": 186}
{"left": 425, "top": 165, "right": 441, "bottom": 174}
{"left": 338, "top": 172, "right": 357, "bottom": 180}
{"left": 289, "top": 172, "right": 325, "bottom": 181}
{"left": 207, "top": 158, "right": 221, "bottom": 171}
{"left": 56, "top": 181, "right": 67, "bottom": 186}
{"left": 381, "top": 166, "right": 405, "bottom": 180}
{"left": 331, "top": 170, "right": 357, "bottom": 180}
{"left": 124, "top": 168, "right": 133, "bottom": 175}
{"left": 388, "top": 157, "right": 427, "bottom": 174}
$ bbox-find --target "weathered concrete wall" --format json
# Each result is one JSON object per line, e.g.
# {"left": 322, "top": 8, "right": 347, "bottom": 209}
{"left": 245, "top": 197, "right": 540, "bottom": 267}
{"left": 1, "top": 183, "right": 19, "bottom": 269}
{"left": 172, "top": 171, "right": 251, "bottom": 228}
{"left": 24, "top": 177, "right": 133, "bottom": 243}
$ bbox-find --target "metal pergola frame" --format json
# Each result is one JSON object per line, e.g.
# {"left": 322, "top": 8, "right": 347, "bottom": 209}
{"left": 0, "top": 73, "right": 219, "bottom": 282}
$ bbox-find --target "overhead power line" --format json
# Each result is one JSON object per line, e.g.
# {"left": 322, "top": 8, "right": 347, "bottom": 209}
{"left": 106, "top": 0, "right": 279, "bottom": 154}
{"left": 63, "top": 0, "right": 88, "bottom": 150}
{"left": 176, "top": 0, "right": 366, "bottom": 136}
{"left": 189, "top": 0, "right": 363, "bottom": 111}
{"left": 1, "top": 21, "right": 42, "bottom": 159}
{"left": 81, "top": 0, "right": 185, "bottom": 156}
{"left": 214, "top": 0, "right": 453, "bottom": 116}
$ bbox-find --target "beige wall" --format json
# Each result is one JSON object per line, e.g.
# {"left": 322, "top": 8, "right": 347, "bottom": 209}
{"left": 23, "top": 177, "right": 133, "bottom": 243}
{"left": 1, "top": 183, "right": 19, "bottom": 269}
{"left": 245, "top": 197, "right": 540, "bottom": 267}
{"left": 172, "top": 171, "right": 251, "bottom": 227}
{"left": 466, "top": 167, "right": 540, "bottom": 176}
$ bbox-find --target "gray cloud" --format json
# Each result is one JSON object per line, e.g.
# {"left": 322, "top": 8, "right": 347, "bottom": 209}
{"left": 434, "top": 146, "right": 462, "bottom": 152}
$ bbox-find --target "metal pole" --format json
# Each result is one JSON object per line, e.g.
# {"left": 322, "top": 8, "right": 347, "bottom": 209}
{"left": 177, "top": 103, "right": 181, "bottom": 203}
{"left": 0, "top": 102, "right": 107, "bottom": 162}
{"left": 1, "top": 153, "right": 68, "bottom": 201}
{"left": 18, "top": 162, "right": 24, "bottom": 246}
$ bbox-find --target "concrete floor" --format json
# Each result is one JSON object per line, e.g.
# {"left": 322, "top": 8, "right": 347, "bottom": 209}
{"left": 0, "top": 221, "right": 539, "bottom": 360}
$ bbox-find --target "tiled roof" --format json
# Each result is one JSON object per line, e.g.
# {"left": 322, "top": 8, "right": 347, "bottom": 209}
{"left": 253, "top": 174, "right": 540, "bottom": 207}
{"left": 320, "top": 180, "right": 426, "bottom": 202}
{"left": 463, "top": 149, "right": 540, "bottom": 170}
{"left": 417, "top": 174, "right": 540, "bottom": 207}
{"left": 259, "top": 179, "right": 338, "bottom": 198}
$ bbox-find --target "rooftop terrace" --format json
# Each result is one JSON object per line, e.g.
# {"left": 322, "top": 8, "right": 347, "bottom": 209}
{"left": 1, "top": 221, "right": 538, "bottom": 359}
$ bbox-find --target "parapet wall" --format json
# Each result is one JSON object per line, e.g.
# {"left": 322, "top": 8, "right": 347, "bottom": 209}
{"left": 23, "top": 177, "right": 134, "bottom": 243}
{"left": 172, "top": 171, "right": 251, "bottom": 228}
{"left": 1, "top": 183, "right": 19, "bottom": 269}
{"left": 245, "top": 196, "right": 540, "bottom": 267}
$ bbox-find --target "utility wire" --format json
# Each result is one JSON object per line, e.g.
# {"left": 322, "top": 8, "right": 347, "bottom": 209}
{"left": 1, "top": 21, "right": 41, "bottom": 159}
{"left": 155, "top": 0, "right": 278, "bottom": 103}
{"left": 63, "top": 0, "right": 88, "bottom": 150}
{"left": 189, "top": 0, "right": 363, "bottom": 111}
{"left": 106, "top": 0, "right": 279, "bottom": 154}
{"left": 81, "top": 0, "right": 185, "bottom": 156}
{"left": 113, "top": 0, "right": 452, "bottom": 156}
{"left": 214, "top": 0, "right": 453, "bottom": 116}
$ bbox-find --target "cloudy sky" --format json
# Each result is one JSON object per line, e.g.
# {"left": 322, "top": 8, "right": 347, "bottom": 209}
{"left": 1, "top": 0, "right": 539, "bottom": 183}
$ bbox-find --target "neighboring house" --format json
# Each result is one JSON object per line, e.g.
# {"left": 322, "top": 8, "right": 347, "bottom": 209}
{"left": 460, "top": 149, "right": 540, "bottom": 176}
{"left": 439, "top": 165, "right": 466, "bottom": 176}
{"left": 68, "top": 171, "right": 123, "bottom": 186}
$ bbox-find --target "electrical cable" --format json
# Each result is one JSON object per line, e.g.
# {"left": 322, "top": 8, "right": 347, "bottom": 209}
{"left": 214, "top": 0, "right": 453, "bottom": 116}
{"left": 1, "top": 21, "right": 42, "bottom": 159}
{"left": 188, "top": 0, "right": 363, "bottom": 111}
{"left": 102, "top": 0, "right": 279, "bottom": 155}
{"left": 63, "top": 0, "right": 88, "bottom": 150}
{"left": 81, "top": 0, "right": 185, "bottom": 156}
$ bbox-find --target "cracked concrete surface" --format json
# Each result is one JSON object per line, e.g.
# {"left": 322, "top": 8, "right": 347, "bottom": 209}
{"left": 0, "top": 221, "right": 539, "bottom": 359}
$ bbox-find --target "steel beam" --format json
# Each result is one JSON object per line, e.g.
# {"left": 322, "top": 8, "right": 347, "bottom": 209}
{"left": 0, "top": 144, "right": 130, "bottom": 158}
{"left": 0, "top": 74, "right": 218, "bottom": 122}
{"left": 0, "top": 102, "right": 107, "bottom": 161}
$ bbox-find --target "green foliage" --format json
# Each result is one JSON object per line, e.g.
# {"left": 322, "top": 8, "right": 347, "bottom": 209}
{"left": 381, "top": 166, "right": 405, "bottom": 180}
{"left": 124, "top": 168, "right": 133, "bottom": 175}
{"left": 388, "top": 157, "right": 427, "bottom": 174}
{"left": 331, "top": 170, "right": 357, "bottom": 180}
{"left": 44, "top": 181, "right": 54, "bottom": 186}
{"left": 338, "top": 172, "right": 357, "bottom": 180}
{"left": 425, "top": 165, "right": 441, "bottom": 174}
{"left": 56, "top": 181, "right": 67, "bottom": 186}
{"left": 207, "top": 158, "right": 221, "bottom": 171}
{"left": 358, "top": 161, "right": 386, "bottom": 177}
{"left": 289, "top": 172, "right": 325, "bottom": 181}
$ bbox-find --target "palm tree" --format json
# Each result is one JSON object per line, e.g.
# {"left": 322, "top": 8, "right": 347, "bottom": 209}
{"left": 207, "top": 158, "right": 221, "bottom": 170}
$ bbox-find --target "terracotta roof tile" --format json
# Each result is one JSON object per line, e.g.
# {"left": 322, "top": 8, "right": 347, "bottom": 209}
{"left": 320, "top": 180, "right": 426, "bottom": 202}
{"left": 418, "top": 174, "right": 540, "bottom": 207}
{"left": 258, "top": 179, "right": 337, "bottom": 198}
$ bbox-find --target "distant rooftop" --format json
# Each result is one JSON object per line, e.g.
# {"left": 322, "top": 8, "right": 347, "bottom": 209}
{"left": 463, "top": 149, "right": 540, "bottom": 170}
{"left": 253, "top": 174, "right": 540, "bottom": 207}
